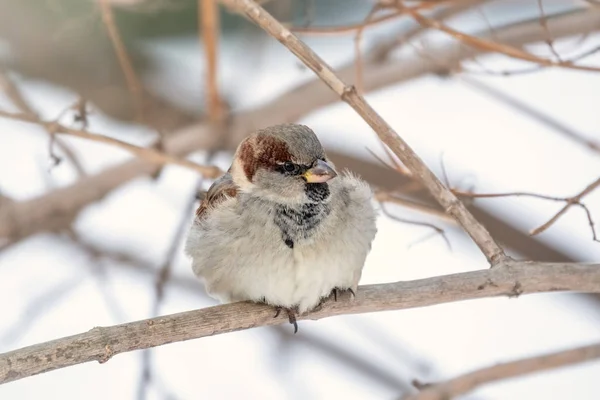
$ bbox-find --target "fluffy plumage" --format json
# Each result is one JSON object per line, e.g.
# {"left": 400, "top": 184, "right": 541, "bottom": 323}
{"left": 185, "top": 123, "right": 377, "bottom": 325}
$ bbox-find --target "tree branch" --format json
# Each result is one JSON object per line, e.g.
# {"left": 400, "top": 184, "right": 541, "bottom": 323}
{"left": 98, "top": 0, "right": 146, "bottom": 124}
{"left": 219, "top": 0, "right": 507, "bottom": 264}
{"left": 0, "top": 110, "right": 223, "bottom": 178}
{"left": 531, "top": 176, "right": 600, "bottom": 237}
{"left": 400, "top": 3, "right": 600, "bottom": 73}
{"left": 405, "top": 341, "right": 600, "bottom": 400}
{"left": 200, "top": 0, "right": 225, "bottom": 122}
{"left": 1, "top": 261, "right": 599, "bottom": 385}
{"left": 453, "top": 175, "right": 600, "bottom": 242}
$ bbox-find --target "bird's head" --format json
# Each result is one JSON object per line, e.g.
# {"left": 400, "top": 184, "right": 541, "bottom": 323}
{"left": 230, "top": 123, "right": 338, "bottom": 205}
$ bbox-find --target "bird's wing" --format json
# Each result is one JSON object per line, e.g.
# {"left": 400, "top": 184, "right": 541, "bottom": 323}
{"left": 195, "top": 173, "right": 238, "bottom": 220}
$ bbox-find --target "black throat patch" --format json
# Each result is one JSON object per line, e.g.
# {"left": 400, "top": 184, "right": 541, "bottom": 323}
{"left": 274, "top": 183, "right": 331, "bottom": 249}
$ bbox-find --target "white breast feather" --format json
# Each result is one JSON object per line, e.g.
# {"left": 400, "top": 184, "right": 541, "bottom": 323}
{"left": 184, "top": 173, "right": 377, "bottom": 314}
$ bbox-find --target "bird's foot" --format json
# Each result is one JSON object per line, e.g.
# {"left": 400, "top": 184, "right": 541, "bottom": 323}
{"left": 331, "top": 287, "right": 356, "bottom": 302}
{"left": 273, "top": 306, "right": 299, "bottom": 334}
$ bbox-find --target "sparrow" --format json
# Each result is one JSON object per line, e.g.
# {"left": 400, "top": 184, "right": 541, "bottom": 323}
{"left": 185, "top": 123, "right": 377, "bottom": 332}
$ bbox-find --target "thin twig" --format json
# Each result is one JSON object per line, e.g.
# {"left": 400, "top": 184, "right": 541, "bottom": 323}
{"left": 375, "top": 191, "right": 455, "bottom": 223}
{"left": 1, "top": 261, "right": 599, "bottom": 384}
{"left": 200, "top": 0, "right": 225, "bottom": 122}
{"left": 453, "top": 175, "right": 600, "bottom": 242}
{"left": 372, "top": 0, "right": 487, "bottom": 61}
{"left": 289, "top": 1, "right": 444, "bottom": 35}
{"left": 404, "top": 342, "right": 600, "bottom": 400}
{"left": 98, "top": 0, "right": 145, "bottom": 124}
{"left": 379, "top": 202, "right": 452, "bottom": 250}
{"left": 0, "top": 69, "right": 86, "bottom": 177}
{"left": 0, "top": 110, "right": 223, "bottom": 178}
{"left": 292, "top": 9, "right": 405, "bottom": 36}
{"left": 354, "top": 4, "right": 382, "bottom": 93}
{"left": 537, "top": 0, "right": 562, "bottom": 61}
{"left": 462, "top": 43, "right": 600, "bottom": 76}
{"left": 220, "top": 0, "right": 507, "bottom": 265}
{"left": 531, "top": 176, "right": 600, "bottom": 238}
{"left": 401, "top": 4, "right": 600, "bottom": 73}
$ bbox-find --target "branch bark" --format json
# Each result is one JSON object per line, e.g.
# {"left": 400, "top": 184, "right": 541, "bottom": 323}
{"left": 405, "top": 342, "right": 600, "bottom": 400}
{"left": 1, "top": 261, "right": 599, "bottom": 385}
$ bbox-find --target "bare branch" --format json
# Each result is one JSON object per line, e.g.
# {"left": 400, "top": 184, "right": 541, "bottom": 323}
{"left": 374, "top": 191, "right": 455, "bottom": 223}
{"left": 0, "top": 110, "right": 223, "bottom": 178}
{"left": 400, "top": 4, "right": 600, "bottom": 73}
{"left": 536, "top": 0, "right": 562, "bottom": 61}
{"left": 200, "top": 0, "right": 225, "bottom": 122}
{"left": 1, "top": 261, "right": 599, "bottom": 385}
{"left": 219, "top": 0, "right": 507, "bottom": 264}
{"left": 405, "top": 342, "right": 600, "bottom": 400}
{"left": 0, "top": 69, "right": 87, "bottom": 177}
{"left": 531, "top": 176, "right": 600, "bottom": 238}
{"left": 453, "top": 175, "right": 600, "bottom": 242}
{"left": 372, "top": 0, "right": 487, "bottom": 61}
{"left": 98, "top": 0, "right": 145, "bottom": 123}
{"left": 379, "top": 202, "right": 452, "bottom": 250}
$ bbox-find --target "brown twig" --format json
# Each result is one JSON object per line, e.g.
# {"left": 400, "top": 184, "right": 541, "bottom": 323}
{"left": 98, "top": 0, "right": 145, "bottom": 124}
{"left": 536, "top": 0, "right": 562, "bottom": 61}
{"left": 461, "top": 43, "right": 600, "bottom": 77}
{"left": 531, "top": 176, "right": 600, "bottom": 238}
{"left": 354, "top": 4, "right": 382, "bottom": 93}
{"left": 366, "top": 147, "right": 412, "bottom": 177}
{"left": 0, "top": 69, "right": 87, "bottom": 177}
{"left": 220, "top": 0, "right": 507, "bottom": 265}
{"left": 289, "top": 1, "right": 444, "bottom": 35}
{"left": 404, "top": 341, "right": 600, "bottom": 400}
{"left": 1, "top": 260, "right": 599, "bottom": 384}
{"left": 401, "top": 4, "right": 600, "bottom": 73}
{"left": 372, "top": 0, "right": 487, "bottom": 61}
{"left": 453, "top": 175, "right": 600, "bottom": 242}
{"left": 200, "top": 0, "right": 225, "bottom": 122}
{"left": 292, "top": 9, "right": 405, "bottom": 36}
{"left": 375, "top": 191, "right": 455, "bottom": 223}
{"left": 379, "top": 202, "right": 452, "bottom": 250}
{"left": 0, "top": 110, "right": 223, "bottom": 178}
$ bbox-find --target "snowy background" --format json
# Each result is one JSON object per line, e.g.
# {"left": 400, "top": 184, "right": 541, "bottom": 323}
{"left": 1, "top": 1, "right": 600, "bottom": 399}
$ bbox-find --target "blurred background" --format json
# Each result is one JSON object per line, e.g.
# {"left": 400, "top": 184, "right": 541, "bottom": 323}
{"left": 0, "top": 0, "right": 599, "bottom": 399}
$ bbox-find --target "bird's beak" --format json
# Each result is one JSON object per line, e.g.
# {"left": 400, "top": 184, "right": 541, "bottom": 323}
{"left": 303, "top": 159, "right": 337, "bottom": 183}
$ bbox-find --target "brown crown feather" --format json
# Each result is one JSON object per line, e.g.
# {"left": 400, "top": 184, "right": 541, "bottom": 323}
{"left": 239, "top": 134, "right": 293, "bottom": 182}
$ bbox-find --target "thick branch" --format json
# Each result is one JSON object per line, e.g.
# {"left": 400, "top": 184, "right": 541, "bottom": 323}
{"left": 1, "top": 261, "right": 599, "bottom": 385}
{"left": 405, "top": 342, "right": 600, "bottom": 400}
{"left": 220, "top": 0, "right": 506, "bottom": 264}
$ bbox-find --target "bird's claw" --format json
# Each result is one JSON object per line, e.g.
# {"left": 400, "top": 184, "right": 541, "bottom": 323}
{"left": 332, "top": 287, "right": 356, "bottom": 302}
{"left": 273, "top": 306, "right": 299, "bottom": 334}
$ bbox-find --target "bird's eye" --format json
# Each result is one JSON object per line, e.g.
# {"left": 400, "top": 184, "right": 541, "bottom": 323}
{"left": 283, "top": 162, "right": 297, "bottom": 172}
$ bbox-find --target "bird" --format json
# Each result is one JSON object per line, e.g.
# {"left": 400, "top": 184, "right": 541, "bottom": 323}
{"left": 184, "top": 123, "right": 377, "bottom": 332}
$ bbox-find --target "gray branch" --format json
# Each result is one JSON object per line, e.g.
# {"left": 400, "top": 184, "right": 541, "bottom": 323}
{"left": 1, "top": 261, "right": 599, "bottom": 385}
